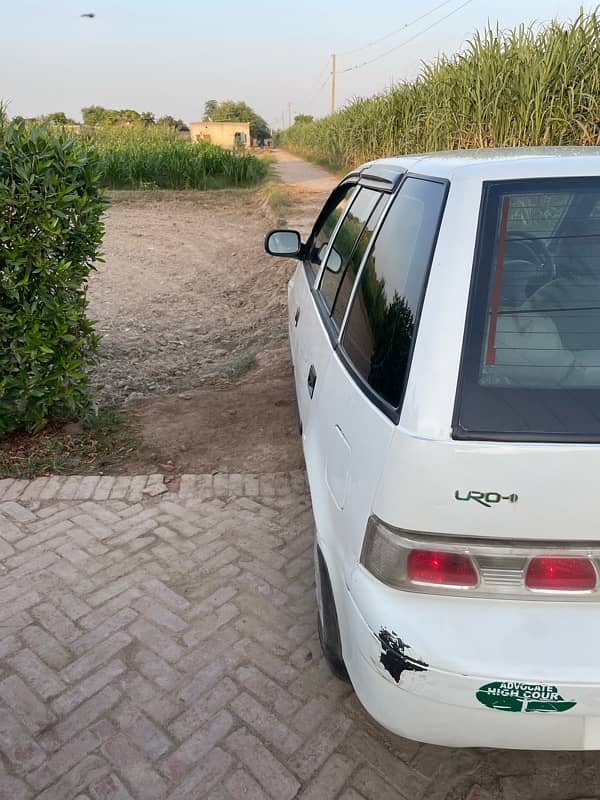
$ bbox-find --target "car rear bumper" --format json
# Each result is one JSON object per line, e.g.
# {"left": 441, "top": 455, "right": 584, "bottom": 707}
{"left": 342, "top": 568, "right": 600, "bottom": 749}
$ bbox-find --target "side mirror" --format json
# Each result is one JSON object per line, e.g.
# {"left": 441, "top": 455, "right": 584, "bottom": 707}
{"left": 325, "top": 247, "right": 343, "bottom": 273}
{"left": 264, "top": 229, "right": 303, "bottom": 258}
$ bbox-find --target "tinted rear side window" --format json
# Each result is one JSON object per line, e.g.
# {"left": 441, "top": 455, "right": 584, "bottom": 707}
{"left": 341, "top": 177, "right": 447, "bottom": 410}
{"left": 331, "top": 198, "right": 386, "bottom": 329}
{"left": 455, "top": 178, "right": 600, "bottom": 441}
{"left": 319, "top": 188, "right": 381, "bottom": 313}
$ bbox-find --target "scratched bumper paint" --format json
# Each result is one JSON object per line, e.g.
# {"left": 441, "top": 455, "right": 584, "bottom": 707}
{"left": 339, "top": 566, "right": 600, "bottom": 748}
{"left": 377, "top": 628, "right": 428, "bottom": 683}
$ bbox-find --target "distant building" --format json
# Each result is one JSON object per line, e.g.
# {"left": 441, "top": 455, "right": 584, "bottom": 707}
{"left": 189, "top": 121, "right": 251, "bottom": 149}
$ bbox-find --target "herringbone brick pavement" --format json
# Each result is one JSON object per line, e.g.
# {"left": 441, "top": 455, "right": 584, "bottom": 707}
{"left": 0, "top": 471, "right": 598, "bottom": 800}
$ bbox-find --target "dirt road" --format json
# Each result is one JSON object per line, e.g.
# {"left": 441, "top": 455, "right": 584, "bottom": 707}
{"left": 270, "top": 150, "right": 337, "bottom": 238}
{"left": 271, "top": 149, "right": 338, "bottom": 197}
{"left": 87, "top": 152, "right": 335, "bottom": 475}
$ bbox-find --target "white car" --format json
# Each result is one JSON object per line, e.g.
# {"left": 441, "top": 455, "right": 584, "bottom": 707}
{"left": 265, "top": 148, "right": 600, "bottom": 750}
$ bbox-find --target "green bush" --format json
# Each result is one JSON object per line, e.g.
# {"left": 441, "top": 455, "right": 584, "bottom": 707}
{"left": 0, "top": 121, "right": 108, "bottom": 435}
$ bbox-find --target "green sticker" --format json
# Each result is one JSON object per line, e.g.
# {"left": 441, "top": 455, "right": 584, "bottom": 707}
{"left": 476, "top": 681, "right": 576, "bottom": 713}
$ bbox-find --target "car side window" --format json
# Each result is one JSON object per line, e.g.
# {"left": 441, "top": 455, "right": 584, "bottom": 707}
{"left": 341, "top": 177, "right": 447, "bottom": 409}
{"left": 331, "top": 197, "right": 386, "bottom": 329}
{"left": 318, "top": 188, "right": 382, "bottom": 317}
{"left": 307, "top": 185, "right": 357, "bottom": 281}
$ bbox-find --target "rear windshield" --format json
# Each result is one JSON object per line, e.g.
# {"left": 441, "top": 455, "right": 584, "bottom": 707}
{"left": 455, "top": 177, "right": 600, "bottom": 441}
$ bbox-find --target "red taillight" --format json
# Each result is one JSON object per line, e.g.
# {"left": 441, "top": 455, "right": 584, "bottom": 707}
{"left": 407, "top": 549, "right": 478, "bottom": 587}
{"left": 525, "top": 557, "right": 597, "bottom": 591}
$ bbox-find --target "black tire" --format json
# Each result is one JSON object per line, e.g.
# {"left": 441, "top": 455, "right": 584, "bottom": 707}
{"left": 316, "top": 547, "right": 350, "bottom": 682}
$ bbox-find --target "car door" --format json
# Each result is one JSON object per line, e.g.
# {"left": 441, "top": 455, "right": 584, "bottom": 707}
{"left": 290, "top": 182, "right": 358, "bottom": 436}
{"left": 307, "top": 176, "right": 449, "bottom": 653}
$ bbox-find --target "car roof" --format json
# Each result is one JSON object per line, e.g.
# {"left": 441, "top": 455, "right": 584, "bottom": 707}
{"left": 360, "top": 147, "right": 600, "bottom": 182}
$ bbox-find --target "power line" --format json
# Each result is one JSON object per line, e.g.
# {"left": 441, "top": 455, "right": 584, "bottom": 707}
{"left": 294, "top": 61, "right": 332, "bottom": 113}
{"left": 331, "top": 54, "right": 337, "bottom": 114}
{"left": 291, "top": 0, "right": 473, "bottom": 117}
{"left": 297, "top": 61, "right": 331, "bottom": 104}
{"left": 337, "top": 0, "right": 459, "bottom": 58}
{"left": 304, "top": 75, "right": 330, "bottom": 104}
{"left": 340, "top": 0, "right": 472, "bottom": 74}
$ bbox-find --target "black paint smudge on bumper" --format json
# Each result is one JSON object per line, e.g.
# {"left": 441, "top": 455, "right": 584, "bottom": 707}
{"left": 378, "top": 628, "right": 428, "bottom": 683}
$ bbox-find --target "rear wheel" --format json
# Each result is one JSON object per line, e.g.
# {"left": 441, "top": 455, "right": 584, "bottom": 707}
{"left": 315, "top": 547, "right": 349, "bottom": 682}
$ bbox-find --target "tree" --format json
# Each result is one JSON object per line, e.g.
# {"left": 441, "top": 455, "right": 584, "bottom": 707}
{"left": 81, "top": 106, "right": 140, "bottom": 126}
{"left": 118, "top": 109, "right": 142, "bottom": 125}
{"left": 81, "top": 106, "right": 96, "bottom": 126}
{"left": 203, "top": 100, "right": 219, "bottom": 120}
{"left": 157, "top": 115, "right": 189, "bottom": 131}
{"left": 294, "top": 114, "right": 314, "bottom": 124}
{"left": 82, "top": 106, "right": 188, "bottom": 129}
{"left": 82, "top": 106, "right": 110, "bottom": 126}
{"left": 202, "top": 100, "right": 269, "bottom": 139}
{"left": 42, "top": 112, "right": 78, "bottom": 126}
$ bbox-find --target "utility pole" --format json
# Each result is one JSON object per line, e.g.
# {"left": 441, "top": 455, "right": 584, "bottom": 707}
{"left": 288, "top": 102, "right": 292, "bottom": 128}
{"left": 331, "top": 53, "right": 337, "bottom": 115}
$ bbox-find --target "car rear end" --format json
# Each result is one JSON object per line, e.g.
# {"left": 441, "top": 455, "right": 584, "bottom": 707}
{"left": 343, "top": 151, "right": 600, "bottom": 749}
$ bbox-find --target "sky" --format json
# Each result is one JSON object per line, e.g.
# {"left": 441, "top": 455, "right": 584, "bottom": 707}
{"left": 0, "top": 0, "right": 595, "bottom": 130}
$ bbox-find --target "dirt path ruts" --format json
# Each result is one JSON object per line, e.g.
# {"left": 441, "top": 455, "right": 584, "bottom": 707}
{"left": 87, "top": 153, "right": 335, "bottom": 475}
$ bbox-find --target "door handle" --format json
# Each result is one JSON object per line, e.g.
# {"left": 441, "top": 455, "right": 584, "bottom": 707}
{"left": 294, "top": 307, "right": 301, "bottom": 327}
{"left": 307, "top": 365, "right": 317, "bottom": 398}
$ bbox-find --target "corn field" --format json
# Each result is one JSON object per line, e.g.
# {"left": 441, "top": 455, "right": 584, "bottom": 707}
{"left": 83, "top": 126, "right": 267, "bottom": 189}
{"left": 282, "top": 11, "right": 600, "bottom": 170}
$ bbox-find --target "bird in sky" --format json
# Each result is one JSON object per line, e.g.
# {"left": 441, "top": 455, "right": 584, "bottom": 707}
{"left": 80, "top": 12, "right": 96, "bottom": 18}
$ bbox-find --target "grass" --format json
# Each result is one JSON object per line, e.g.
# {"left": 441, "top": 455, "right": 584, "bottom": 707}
{"left": 0, "top": 411, "right": 137, "bottom": 479}
{"left": 82, "top": 126, "right": 268, "bottom": 190}
{"left": 261, "top": 155, "right": 294, "bottom": 225}
{"left": 263, "top": 182, "right": 294, "bottom": 226}
{"left": 281, "top": 11, "right": 600, "bottom": 169}
{"left": 220, "top": 352, "right": 258, "bottom": 380}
